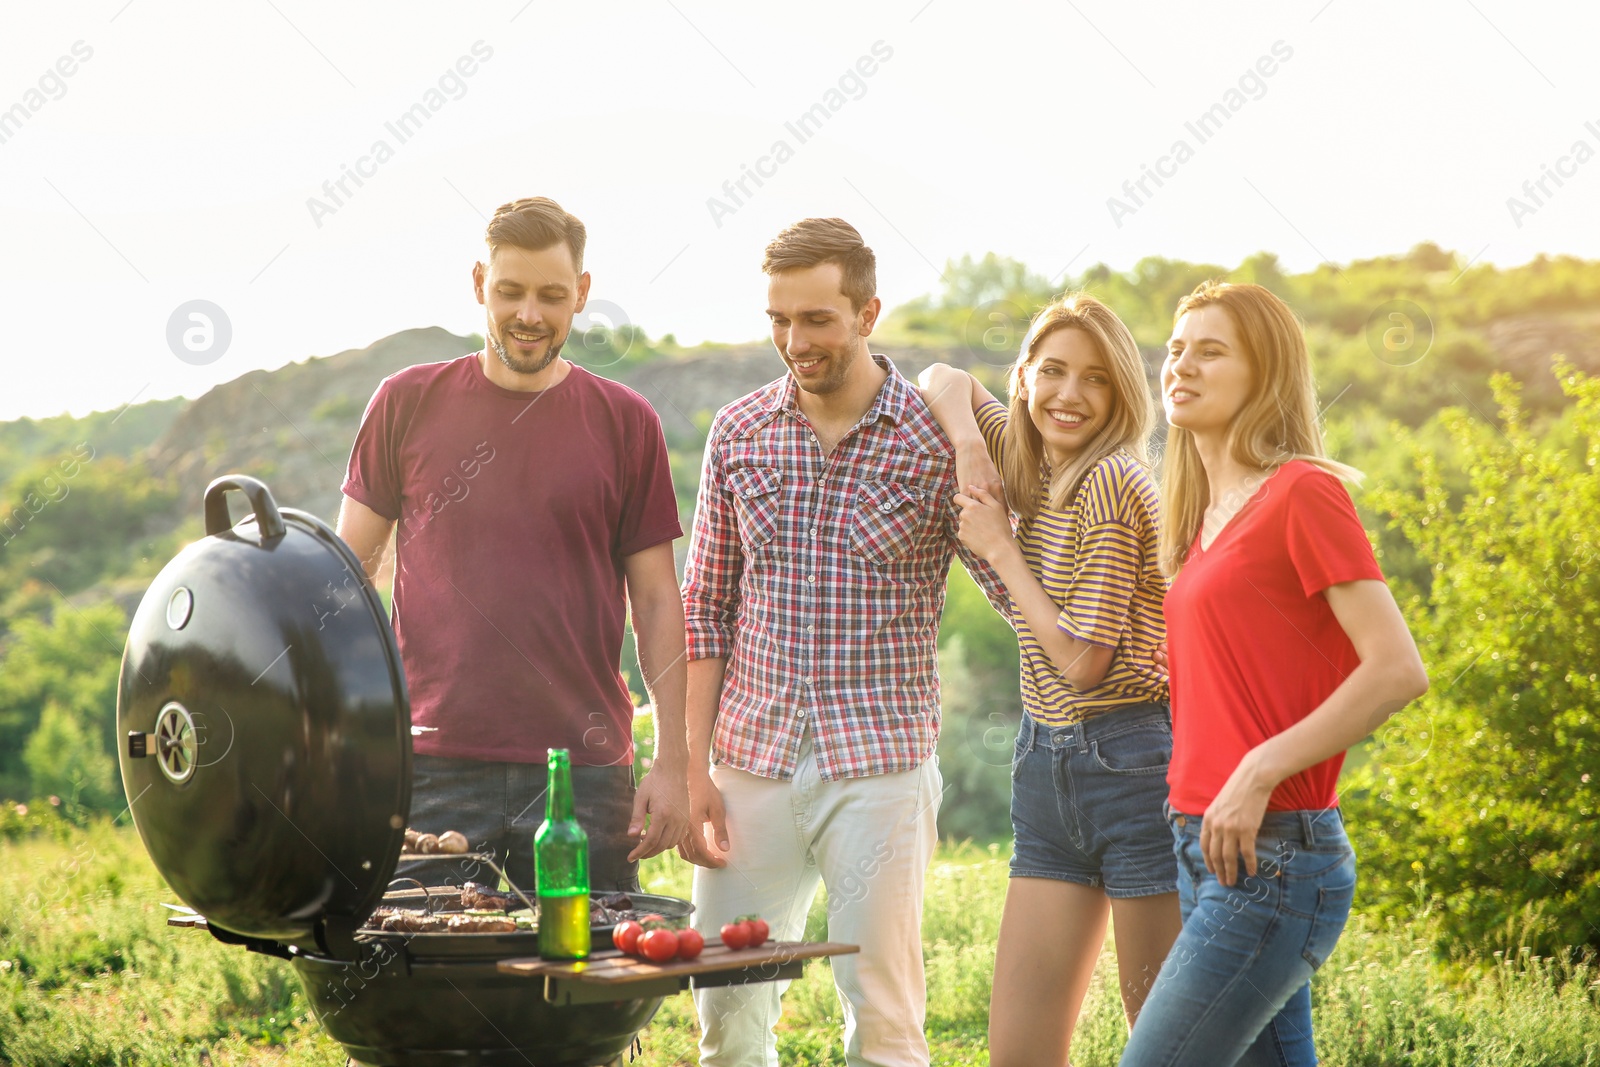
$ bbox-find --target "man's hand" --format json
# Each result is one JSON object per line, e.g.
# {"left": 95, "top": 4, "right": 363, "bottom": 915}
{"left": 627, "top": 763, "right": 691, "bottom": 862}
{"left": 676, "top": 771, "right": 730, "bottom": 869}
{"left": 620, "top": 541, "right": 691, "bottom": 863}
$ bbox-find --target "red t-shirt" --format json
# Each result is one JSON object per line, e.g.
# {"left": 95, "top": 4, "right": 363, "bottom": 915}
{"left": 1164, "top": 461, "right": 1383, "bottom": 814}
{"left": 341, "top": 355, "right": 683, "bottom": 765}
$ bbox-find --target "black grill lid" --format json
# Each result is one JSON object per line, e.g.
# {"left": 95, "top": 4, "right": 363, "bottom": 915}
{"left": 118, "top": 476, "right": 410, "bottom": 953}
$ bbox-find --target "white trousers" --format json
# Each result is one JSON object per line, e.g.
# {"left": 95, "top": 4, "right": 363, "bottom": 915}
{"left": 692, "top": 735, "right": 943, "bottom": 1067}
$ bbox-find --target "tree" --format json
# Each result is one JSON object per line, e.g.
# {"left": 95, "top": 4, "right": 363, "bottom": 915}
{"left": 1233, "top": 251, "right": 1287, "bottom": 292}
{"left": 935, "top": 564, "right": 1022, "bottom": 842}
{"left": 0, "top": 454, "right": 178, "bottom": 627}
{"left": 935, "top": 253, "right": 1054, "bottom": 312}
{"left": 1406, "top": 241, "right": 1457, "bottom": 274}
{"left": 1344, "top": 363, "right": 1600, "bottom": 956}
{"left": 24, "top": 699, "right": 120, "bottom": 811}
{"left": 879, "top": 253, "right": 1056, "bottom": 350}
{"left": 0, "top": 601, "right": 127, "bottom": 809}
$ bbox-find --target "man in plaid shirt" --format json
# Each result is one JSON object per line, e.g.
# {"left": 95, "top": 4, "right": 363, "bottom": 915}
{"left": 679, "top": 218, "right": 1002, "bottom": 1067}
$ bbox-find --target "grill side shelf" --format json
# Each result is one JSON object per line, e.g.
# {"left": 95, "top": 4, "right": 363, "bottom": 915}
{"left": 496, "top": 940, "right": 860, "bottom": 1006}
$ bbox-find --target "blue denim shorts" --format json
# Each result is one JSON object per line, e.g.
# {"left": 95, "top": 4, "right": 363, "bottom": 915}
{"left": 1008, "top": 703, "right": 1178, "bottom": 897}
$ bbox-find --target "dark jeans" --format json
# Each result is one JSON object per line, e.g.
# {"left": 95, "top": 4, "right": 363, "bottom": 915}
{"left": 397, "top": 754, "right": 642, "bottom": 895}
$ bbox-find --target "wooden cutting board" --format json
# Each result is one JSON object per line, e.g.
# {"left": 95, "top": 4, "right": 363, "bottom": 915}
{"left": 497, "top": 940, "right": 858, "bottom": 1003}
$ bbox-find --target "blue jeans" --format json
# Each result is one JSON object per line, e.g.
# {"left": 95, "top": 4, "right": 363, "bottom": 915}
{"left": 1118, "top": 806, "right": 1356, "bottom": 1067}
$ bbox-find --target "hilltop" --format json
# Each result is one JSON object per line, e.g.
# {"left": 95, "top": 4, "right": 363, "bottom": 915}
{"left": 3, "top": 327, "right": 1041, "bottom": 536}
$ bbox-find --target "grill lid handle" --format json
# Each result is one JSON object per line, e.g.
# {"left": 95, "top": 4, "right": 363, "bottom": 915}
{"left": 203, "top": 475, "right": 287, "bottom": 540}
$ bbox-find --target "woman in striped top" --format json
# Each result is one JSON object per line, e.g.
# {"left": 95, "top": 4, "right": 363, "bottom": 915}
{"left": 920, "top": 293, "right": 1180, "bottom": 1067}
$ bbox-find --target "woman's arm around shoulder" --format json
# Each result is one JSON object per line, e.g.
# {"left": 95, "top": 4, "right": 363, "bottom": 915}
{"left": 918, "top": 363, "right": 1005, "bottom": 498}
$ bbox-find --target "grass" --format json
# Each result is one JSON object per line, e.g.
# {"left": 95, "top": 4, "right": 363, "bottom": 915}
{"left": 2, "top": 825, "right": 1597, "bottom": 1065}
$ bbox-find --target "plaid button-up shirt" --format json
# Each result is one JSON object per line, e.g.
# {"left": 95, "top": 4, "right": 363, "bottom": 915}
{"left": 682, "top": 355, "right": 1003, "bottom": 781}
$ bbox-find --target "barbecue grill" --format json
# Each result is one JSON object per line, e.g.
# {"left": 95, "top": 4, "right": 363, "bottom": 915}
{"left": 119, "top": 475, "right": 853, "bottom": 1067}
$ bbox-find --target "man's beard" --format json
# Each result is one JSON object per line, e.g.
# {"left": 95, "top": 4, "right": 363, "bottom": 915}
{"left": 490, "top": 325, "right": 563, "bottom": 376}
{"left": 793, "top": 325, "right": 860, "bottom": 396}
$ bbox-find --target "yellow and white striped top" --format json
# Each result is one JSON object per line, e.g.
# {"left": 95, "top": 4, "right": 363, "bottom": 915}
{"left": 976, "top": 400, "right": 1168, "bottom": 725}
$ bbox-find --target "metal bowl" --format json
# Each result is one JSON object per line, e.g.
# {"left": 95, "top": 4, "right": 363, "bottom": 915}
{"left": 292, "top": 949, "right": 662, "bottom": 1067}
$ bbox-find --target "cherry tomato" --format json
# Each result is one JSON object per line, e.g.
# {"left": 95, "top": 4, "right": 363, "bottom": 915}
{"left": 747, "top": 918, "right": 769, "bottom": 947}
{"left": 612, "top": 920, "right": 644, "bottom": 955}
{"left": 676, "top": 928, "right": 705, "bottom": 960}
{"left": 639, "top": 927, "right": 679, "bottom": 962}
{"left": 637, "top": 912, "right": 665, "bottom": 925}
{"left": 720, "top": 921, "right": 750, "bottom": 950}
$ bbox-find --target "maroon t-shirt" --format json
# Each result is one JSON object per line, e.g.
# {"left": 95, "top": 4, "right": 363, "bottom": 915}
{"left": 342, "top": 355, "right": 683, "bottom": 765}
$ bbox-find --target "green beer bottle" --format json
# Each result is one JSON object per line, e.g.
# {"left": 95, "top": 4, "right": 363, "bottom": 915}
{"left": 535, "top": 748, "right": 590, "bottom": 959}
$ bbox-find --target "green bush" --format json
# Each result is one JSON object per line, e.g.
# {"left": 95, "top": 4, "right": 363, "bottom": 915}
{"left": 936, "top": 564, "right": 1022, "bottom": 843}
{"left": 1345, "top": 363, "right": 1600, "bottom": 957}
{"left": 0, "top": 797, "right": 76, "bottom": 842}
{"left": 23, "top": 701, "right": 120, "bottom": 813}
{"left": 0, "top": 602, "right": 127, "bottom": 809}
{"left": 1314, "top": 914, "right": 1600, "bottom": 1067}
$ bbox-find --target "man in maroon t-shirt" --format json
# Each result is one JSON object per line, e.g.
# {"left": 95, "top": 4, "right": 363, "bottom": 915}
{"left": 337, "top": 196, "right": 689, "bottom": 892}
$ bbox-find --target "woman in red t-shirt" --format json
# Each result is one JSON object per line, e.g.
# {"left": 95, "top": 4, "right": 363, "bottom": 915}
{"left": 1118, "top": 282, "right": 1428, "bottom": 1067}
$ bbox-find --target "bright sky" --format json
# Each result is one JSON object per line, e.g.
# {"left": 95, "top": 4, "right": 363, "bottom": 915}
{"left": 2, "top": 1, "right": 1595, "bottom": 421}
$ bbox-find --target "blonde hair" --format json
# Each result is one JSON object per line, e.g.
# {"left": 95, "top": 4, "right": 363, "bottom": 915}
{"left": 1157, "top": 280, "right": 1360, "bottom": 576}
{"left": 761, "top": 218, "right": 876, "bottom": 312}
{"left": 1000, "top": 292, "right": 1156, "bottom": 522}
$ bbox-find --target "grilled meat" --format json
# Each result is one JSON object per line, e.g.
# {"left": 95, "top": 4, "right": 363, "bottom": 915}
{"left": 459, "top": 881, "right": 517, "bottom": 911}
